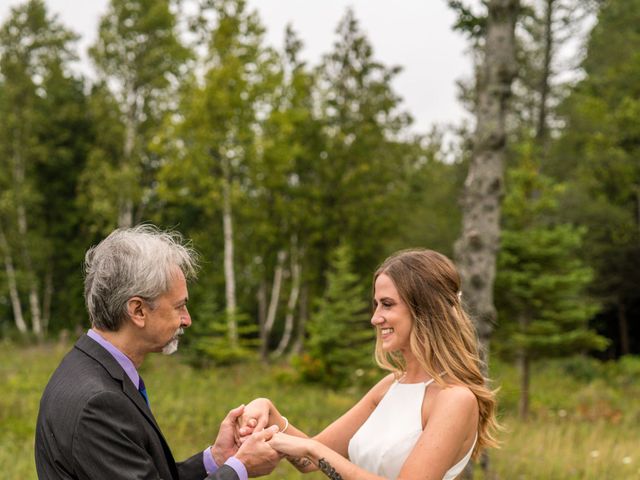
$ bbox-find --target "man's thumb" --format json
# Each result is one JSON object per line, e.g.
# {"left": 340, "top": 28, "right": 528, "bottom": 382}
{"left": 226, "top": 404, "right": 245, "bottom": 421}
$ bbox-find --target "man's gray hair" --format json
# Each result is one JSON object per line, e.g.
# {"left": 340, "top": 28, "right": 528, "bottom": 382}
{"left": 84, "top": 224, "right": 199, "bottom": 331}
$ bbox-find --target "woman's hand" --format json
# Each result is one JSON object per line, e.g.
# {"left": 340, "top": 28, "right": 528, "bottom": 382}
{"left": 237, "top": 398, "right": 275, "bottom": 443}
{"left": 268, "top": 432, "right": 313, "bottom": 458}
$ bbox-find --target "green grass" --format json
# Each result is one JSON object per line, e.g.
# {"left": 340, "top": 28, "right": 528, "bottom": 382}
{"left": 2, "top": 339, "right": 639, "bottom": 479}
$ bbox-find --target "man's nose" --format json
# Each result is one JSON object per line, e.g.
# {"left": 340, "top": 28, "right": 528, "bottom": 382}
{"left": 181, "top": 309, "right": 192, "bottom": 328}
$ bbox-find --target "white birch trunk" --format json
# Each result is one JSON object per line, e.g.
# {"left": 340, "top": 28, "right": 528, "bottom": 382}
{"left": 17, "top": 204, "right": 43, "bottom": 337}
{"left": 454, "top": 0, "right": 519, "bottom": 357}
{"left": 221, "top": 154, "right": 238, "bottom": 346}
{"left": 0, "top": 226, "right": 27, "bottom": 334}
{"left": 13, "top": 139, "right": 43, "bottom": 338}
{"left": 118, "top": 107, "right": 136, "bottom": 228}
{"left": 455, "top": 2, "right": 519, "bottom": 478}
{"left": 43, "top": 265, "right": 53, "bottom": 333}
{"left": 264, "top": 250, "right": 286, "bottom": 334}
{"left": 273, "top": 245, "right": 301, "bottom": 358}
{"left": 260, "top": 250, "right": 286, "bottom": 360}
{"left": 291, "top": 284, "right": 308, "bottom": 356}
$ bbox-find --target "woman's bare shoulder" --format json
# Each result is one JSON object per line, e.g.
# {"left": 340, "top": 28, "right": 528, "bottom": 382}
{"left": 432, "top": 384, "right": 478, "bottom": 416}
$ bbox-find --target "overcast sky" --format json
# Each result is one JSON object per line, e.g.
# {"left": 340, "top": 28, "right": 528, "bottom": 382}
{"left": 0, "top": 0, "right": 480, "bottom": 134}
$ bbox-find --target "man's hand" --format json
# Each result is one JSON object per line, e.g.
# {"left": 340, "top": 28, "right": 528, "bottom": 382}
{"left": 211, "top": 405, "right": 245, "bottom": 466}
{"left": 235, "top": 425, "right": 282, "bottom": 477}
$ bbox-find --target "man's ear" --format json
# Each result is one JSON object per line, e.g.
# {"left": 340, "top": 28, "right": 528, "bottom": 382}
{"left": 127, "top": 297, "right": 146, "bottom": 328}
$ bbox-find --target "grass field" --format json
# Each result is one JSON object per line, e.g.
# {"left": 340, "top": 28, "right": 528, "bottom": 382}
{"left": 1, "top": 338, "right": 639, "bottom": 479}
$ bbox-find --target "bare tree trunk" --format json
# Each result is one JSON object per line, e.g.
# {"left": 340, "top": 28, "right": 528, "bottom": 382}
{"left": 617, "top": 297, "right": 630, "bottom": 356}
{"left": 518, "top": 348, "right": 531, "bottom": 419}
{"left": 274, "top": 244, "right": 302, "bottom": 357}
{"left": 260, "top": 250, "right": 286, "bottom": 361}
{"left": 291, "top": 283, "right": 308, "bottom": 356}
{"left": 0, "top": 225, "right": 27, "bottom": 334}
{"left": 456, "top": 2, "right": 519, "bottom": 478}
{"left": 454, "top": 0, "right": 519, "bottom": 359}
{"left": 16, "top": 204, "right": 43, "bottom": 338}
{"left": 43, "top": 264, "right": 53, "bottom": 334}
{"left": 517, "top": 313, "right": 531, "bottom": 419}
{"left": 536, "top": 0, "right": 554, "bottom": 144}
{"left": 257, "top": 277, "right": 267, "bottom": 336}
{"left": 13, "top": 140, "right": 43, "bottom": 339}
{"left": 221, "top": 154, "right": 238, "bottom": 346}
{"left": 118, "top": 97, "right": 137, "bottom": 228}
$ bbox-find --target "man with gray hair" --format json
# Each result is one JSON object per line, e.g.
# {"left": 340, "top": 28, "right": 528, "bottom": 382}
{"left": 35, "top": 225, "right": 280, "bottom": 480}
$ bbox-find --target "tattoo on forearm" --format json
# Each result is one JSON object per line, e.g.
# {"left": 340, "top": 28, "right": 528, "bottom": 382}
{"left": 318, "top": 458, "right": 343, "bottom": 480}
{"left": 289, "top": 456, "right": 312, "bottom": 469}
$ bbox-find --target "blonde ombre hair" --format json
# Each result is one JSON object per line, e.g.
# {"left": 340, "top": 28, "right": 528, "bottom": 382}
{"left": 373, "top": 249, "right": 499, "bottom": 458}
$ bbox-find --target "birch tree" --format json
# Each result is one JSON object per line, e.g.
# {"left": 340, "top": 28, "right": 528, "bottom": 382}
{"left": 453, "top": 0, "right": 520, "bottom": 357}
{"left": 89, "top": 0, "right": 189, "bottom": 228}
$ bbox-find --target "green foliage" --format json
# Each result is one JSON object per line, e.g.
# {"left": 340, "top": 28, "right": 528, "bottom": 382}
{"left": 496, "top": 152, "right": 608, "bottom": 359}
{"left": 86, "top": 0, "right": 191, "bottom": 228}
{"left": 0, "top": 0, "right": 90, "bottom": 334}
{"left": 298, "top": 244, "right": 374, "bottom": 389}
{"left": 188, "top": 310, "right": 259, "bottom": 367}
{"left": 545, "top": 0, "right": 640, "bottom": 355}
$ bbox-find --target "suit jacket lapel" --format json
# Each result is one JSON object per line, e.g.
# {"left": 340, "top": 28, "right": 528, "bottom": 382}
{"left": 74, "top": 334, "right": 178, "bottom": 475}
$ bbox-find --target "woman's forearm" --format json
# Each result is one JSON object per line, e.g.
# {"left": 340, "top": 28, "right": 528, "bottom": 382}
{"left": 287, "top": 455, "right": 318, "bottom": 473}
{"left": 302, "top": 440, "right": 385, "bottom": 480}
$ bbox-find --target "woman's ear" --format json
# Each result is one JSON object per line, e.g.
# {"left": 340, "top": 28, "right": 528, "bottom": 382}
{"left": 127, "top": 297, "right": 146, "bottom": 328}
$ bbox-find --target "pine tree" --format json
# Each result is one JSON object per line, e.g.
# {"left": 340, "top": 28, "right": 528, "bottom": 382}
{"left": 298, "top": 244, "right": 374, "bottom": 389}
{"left": 496, "top": 151, "right": 608, "bottom": 418}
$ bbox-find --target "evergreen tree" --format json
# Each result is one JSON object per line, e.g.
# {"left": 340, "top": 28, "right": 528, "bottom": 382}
{"left": 314, "top": 8, "right": 413, "bottom": 273}
{"left": 496, "top": 151, "right": 608, "bottom": 418}
{"left": 548, "top": 0, "right": 640, "bottom": 356}
{"left": 298, "top": 244, "right": 374, "bottom": 389}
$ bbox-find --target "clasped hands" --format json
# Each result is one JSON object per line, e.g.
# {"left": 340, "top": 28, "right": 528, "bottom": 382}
{"left": 210, "top": 398, "right": 307, "bottom": 477}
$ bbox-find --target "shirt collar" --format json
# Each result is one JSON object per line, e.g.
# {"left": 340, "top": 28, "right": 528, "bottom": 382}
{"left": 87, "top": 328, "right": 141, "bottom": 389}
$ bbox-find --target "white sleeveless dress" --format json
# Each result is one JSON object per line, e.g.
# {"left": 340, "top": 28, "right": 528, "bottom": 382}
{"left": 348, "top": 379, "right": 476, "bottom": 480}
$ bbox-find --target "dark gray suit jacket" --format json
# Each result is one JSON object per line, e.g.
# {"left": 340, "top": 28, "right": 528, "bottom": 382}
{"left": 35, "top": 335, "right": 238, "bottom": 480}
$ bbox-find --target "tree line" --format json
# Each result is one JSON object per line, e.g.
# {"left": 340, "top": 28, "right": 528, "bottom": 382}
{"left": 0, "top": 0, "right": 638, "bottom": 414}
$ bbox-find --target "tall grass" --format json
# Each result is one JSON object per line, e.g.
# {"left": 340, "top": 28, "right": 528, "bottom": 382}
{"left": 1, "top": 338, "right": 638, "bottom": 479}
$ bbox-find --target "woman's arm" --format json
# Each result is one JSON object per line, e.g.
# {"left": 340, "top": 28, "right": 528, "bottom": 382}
{"left": 269, "top": 385, "right": 479, "bottom": 480}
{"left": 239, "top": 374, "right": 395, "bottom": 472}
{"left": 397, "top": 385, "right": 479, "bottom": 480}
{"left": 268, "top": 433, "right": 386, "bottom": 480}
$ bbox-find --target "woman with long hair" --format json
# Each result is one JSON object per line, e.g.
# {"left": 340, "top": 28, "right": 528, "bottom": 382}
{"left": 240, "top": 249, "right": 499, "bottom": 480}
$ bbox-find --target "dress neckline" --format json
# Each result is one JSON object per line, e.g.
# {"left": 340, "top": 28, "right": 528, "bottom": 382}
{"left": 395, "top": 378, "right": 436, "bottom": 386}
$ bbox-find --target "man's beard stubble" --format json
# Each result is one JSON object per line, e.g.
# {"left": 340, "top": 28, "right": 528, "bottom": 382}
{"left": 162, "top": 327, "right": 184, "bottom": 355}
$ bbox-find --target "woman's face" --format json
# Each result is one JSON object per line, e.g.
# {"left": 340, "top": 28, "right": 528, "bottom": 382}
{"left": 371, "top": 273, "right": 413, "bottom": 353}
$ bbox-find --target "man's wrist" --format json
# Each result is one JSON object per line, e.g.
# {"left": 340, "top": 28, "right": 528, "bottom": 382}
{"left": 206, "top": 449, "right": 248, "bottom": 480}
{"left": 204, "top": 447, "right": 220, "bottom": 474}
{"left": 210, "top": 445, "right": 228, "bottom": 469}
